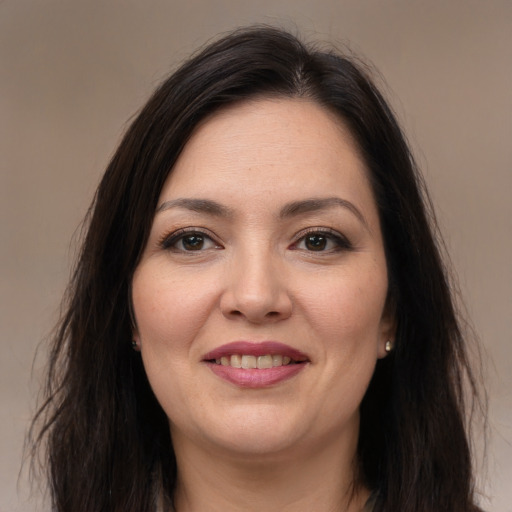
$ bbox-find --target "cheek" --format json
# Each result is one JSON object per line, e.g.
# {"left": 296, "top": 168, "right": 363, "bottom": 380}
{"left": 131, "top": 267, "right": 217, "bottom": 419}
{"left": 300, "top": 262, "right": 388, "bottom": 345}
{"left": 301, "top": 266, "right": 387, "bottom": 420}
{"left": 132, "top": 266, "right": 218, "bottom": 350}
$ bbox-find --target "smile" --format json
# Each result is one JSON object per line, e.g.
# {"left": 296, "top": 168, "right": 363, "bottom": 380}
{"left": 203, "top": 341, "right": 309, "bottom": 388}
{"left": 213, "top": 354, "right": 297, "bottom": 368}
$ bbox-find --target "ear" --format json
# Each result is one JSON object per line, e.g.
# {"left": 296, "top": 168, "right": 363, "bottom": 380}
{"left": 377, "top": 296, "right": 397, "bottom": 359}
{"left": 132, "top": 329, "right": 141, "bottom": 351}
{"left": 128, "top": 286, "right": 141, "bottom": 351}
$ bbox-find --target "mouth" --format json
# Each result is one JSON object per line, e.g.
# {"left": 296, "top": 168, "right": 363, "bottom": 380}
{"left": 202, "top": 341, "right": 309, "bottom": 388}
{"left": 209, "top": 354, "right": 303, "bottom": 369}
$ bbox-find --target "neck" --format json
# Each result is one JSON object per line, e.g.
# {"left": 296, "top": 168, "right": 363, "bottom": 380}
{"left": 171, "top": 425, "right": 369, "bottom": 512}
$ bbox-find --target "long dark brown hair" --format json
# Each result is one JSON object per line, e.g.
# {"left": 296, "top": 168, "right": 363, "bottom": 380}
{"left": 29, "top": 26, "right": 485, "bottom": 511}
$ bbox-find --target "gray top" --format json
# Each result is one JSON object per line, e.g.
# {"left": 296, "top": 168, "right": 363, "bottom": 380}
{"left": 362, "top": 492, "right": 377, "bottom": 512}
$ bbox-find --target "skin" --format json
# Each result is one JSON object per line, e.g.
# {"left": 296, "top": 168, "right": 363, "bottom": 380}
{"left": 132, "top": 98, "right": 395, "bottom": 512}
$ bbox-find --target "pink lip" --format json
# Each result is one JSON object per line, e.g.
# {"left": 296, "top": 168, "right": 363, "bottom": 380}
{"left": 203, "top": 341, "right": 308, "bottom": 361}
{"left": 203, "top": 341, "right": 309, "bottom": 389}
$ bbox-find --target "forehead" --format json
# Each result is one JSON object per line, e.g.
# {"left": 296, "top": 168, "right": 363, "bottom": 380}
{"left": 159, "top": 98, "right": 376, "bottom": 219}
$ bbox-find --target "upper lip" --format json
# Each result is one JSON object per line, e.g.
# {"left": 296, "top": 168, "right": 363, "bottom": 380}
{"left": 203, "top": 341, "right": 309, "bottom": 362}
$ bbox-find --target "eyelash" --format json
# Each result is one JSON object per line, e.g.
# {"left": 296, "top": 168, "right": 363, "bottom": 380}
{"left": 159, "top": 227, "right": 352, "bottom": 254}
{"left": 158, "top": 228, "right": 221, "bottom": 252}
{"left": 291, "top": 228, "right": 353, "bottom": 253}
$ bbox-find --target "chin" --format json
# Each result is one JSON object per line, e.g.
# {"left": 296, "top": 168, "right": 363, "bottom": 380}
{"left": 210, "top": 429, "right": 302, "bottom": 460}
{"left": 181, "top": 404, "right": 311, "bottom": 458}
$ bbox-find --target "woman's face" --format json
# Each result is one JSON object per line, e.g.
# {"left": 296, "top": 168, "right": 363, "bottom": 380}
{"left": 132, "top": 98, "right": 394, "bottom": 459}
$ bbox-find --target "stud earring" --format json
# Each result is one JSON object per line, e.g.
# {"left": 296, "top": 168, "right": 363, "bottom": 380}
{"left": 131, "top": 339, "right": 139, "bottom": 351}
{"left": 385, "top": 340, "right": 393, "bottom": 353}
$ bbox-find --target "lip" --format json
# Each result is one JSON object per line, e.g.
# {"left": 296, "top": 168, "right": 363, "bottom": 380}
{"left": 203, "top": 341, "right": 309, "bottom": 389}
{"left": 203, "top": 341, "right": 309, "bottom": 361}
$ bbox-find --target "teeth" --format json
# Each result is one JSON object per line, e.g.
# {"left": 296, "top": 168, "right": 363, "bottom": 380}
{"left": 213, "top": 354, "right": 297, "bottom": 368}
{"left": 230, "top": 354, "right": 242, "bottom": 368}
{"left": 272, "top": 354, "right": 283, "bottom": 366}
{"left": 257, "top": 355, "right": 273, "bottom": 369}
{"left": 241, "top": 355, "right": 257, "bottom": 369}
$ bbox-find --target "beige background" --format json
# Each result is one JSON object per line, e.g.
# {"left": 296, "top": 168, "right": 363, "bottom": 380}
{"left": 1, "top": 1, "right": 511, "bottom": 511}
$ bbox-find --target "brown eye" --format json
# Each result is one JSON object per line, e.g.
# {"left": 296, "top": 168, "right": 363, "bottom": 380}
{"left": 181, "top": 234, "right": 205, "bottom": 250}
{"left": 305, "top": 234, "right": 327, "bottom": 251}
{"left": 293, "top": 229, "right": 352, "bottom": 253}
{"left": 161, "top": 230, "right": 220, "bottom": 252}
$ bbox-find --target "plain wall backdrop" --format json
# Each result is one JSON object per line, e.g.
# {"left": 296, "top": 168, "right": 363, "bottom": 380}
{"left": 1, "top": 1, "right": 511, "bottom": 511}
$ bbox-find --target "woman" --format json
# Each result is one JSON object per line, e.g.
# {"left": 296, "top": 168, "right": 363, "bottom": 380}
{"left": 30, "top": 26, "right": 484, "bottom": 511}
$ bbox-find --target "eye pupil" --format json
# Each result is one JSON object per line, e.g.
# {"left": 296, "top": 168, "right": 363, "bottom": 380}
{"left": 182, "top": 234, "right": 204, "bottom": 250}
{"left": 305, "top": 234, "right": 327, "bottom": 251}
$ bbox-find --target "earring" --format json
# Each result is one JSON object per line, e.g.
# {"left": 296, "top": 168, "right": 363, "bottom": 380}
{"left": 131, "top": 339, "right": 139, "bottom": 351}
{"left": 385, "top": 340, "right": 393, "bottom": 353}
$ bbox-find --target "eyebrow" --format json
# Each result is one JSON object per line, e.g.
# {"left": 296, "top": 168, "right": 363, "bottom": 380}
{"left": 279, "top": 197, "right": 369, "bottom": 230}
{"left": 156, "top": 196, "right": 369, "bottom": 230}
{"left": 156, "top": 198, "right": 234, "bottom": 217}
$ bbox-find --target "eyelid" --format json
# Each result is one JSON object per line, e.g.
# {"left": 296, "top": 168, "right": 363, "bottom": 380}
{"left": 158, "top": 227, "right": 222, "bottom": 251}
{"left": 290, "top": 227, "right": 353, "bottom": 251}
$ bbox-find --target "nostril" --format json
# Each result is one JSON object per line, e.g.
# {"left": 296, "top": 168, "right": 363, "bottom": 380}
{"left": 221, "top": 288, "right": 292, "bottom": 323}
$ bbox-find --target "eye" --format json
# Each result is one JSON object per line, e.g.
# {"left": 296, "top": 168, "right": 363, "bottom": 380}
{"left": 293, "top": 229, "right": 352, "bottom": 252}
{"left": 160, "top": 229, "right": 221, "bottom": 252}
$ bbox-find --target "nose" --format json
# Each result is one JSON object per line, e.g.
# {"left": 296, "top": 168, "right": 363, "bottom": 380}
{"left": 220, "top": 248, "right": 292, "bottom": 324}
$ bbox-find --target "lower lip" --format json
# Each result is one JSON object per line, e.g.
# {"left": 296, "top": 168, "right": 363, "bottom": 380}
{"left": 205, "top": 362, "right": 307, "bottom": 388}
